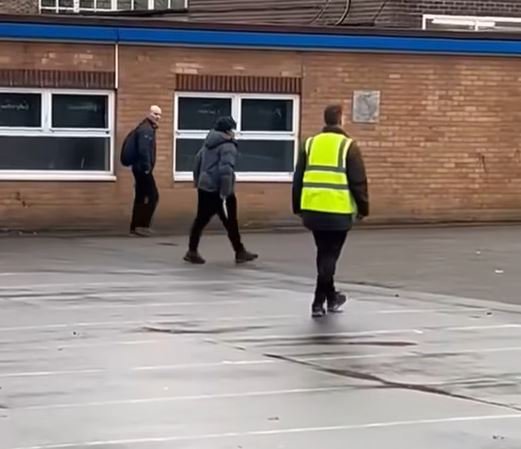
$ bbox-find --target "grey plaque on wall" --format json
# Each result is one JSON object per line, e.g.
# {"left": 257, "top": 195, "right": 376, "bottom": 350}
{"left": 352, "top": 90, "right": 380, "bottom": 123}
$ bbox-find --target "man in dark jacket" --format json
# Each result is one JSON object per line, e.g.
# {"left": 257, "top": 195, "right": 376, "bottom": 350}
{"left": 184, "top": 116, "right": 258, "bottom": 265}
{"left": 293, "top": 105, "right": 369, "bottom": 317}
{"left": 130, "top": 105, "right": 161, "bottom": 237}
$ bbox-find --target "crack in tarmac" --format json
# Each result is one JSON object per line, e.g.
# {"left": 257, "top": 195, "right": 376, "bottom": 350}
{"left": 264, "top": 353, "right": 521, "bottom": 414}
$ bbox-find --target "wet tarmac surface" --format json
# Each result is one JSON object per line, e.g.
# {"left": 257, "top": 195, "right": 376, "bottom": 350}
{"left": 1, "top": 231, "right": 521, "bottom": 448}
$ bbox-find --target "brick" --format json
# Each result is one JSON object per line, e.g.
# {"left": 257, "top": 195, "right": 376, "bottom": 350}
{"left": 2, "top": 0, "right": 521, "bottom": 31}
{"left": 0, "top": 0, "right": 37, "bottom": 14}
{"left": 0, "top": 42, "right": 521, "bottom": 230}
{"left": 394, "top": 0, "right": 521, "bottom": 27}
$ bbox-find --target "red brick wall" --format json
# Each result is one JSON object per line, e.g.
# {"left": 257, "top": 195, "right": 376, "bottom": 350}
{"left": 1, "top": 42, "right": 521, "bottom": 231}
{"left": 1, "top": 0, "right": 520, "bottom": 28}
{"left": 395, "top": 0, "right": 521, "bottom": 27}
{"left": 301, "top": 52, "right": 521, "bottom": 223}
{"left": 0, "top": 0, "right": 38, "bottom": 14}
{"left": 116, "top": 46, "right": 303, "bottom": 232}
{"left": 0, "top": 42, "right": 120, "bottom": 231}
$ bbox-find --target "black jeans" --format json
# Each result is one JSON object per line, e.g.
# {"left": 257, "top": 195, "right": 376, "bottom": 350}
{"left": 189, "top": 190, "right": 244, "bottom": 253}
{"left": 312, "top": 230, "right": 348, "bottom": 307}
{"left": 130, "top": 170, "right": 159, "bottom": 231}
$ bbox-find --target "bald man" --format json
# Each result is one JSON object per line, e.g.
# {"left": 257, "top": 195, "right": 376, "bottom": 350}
{"left": 129, "top": 106, "right": 161, "bottom": 237}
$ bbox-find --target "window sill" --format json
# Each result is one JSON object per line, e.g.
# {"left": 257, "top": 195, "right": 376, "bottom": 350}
{"left": 0, "top": 172, "right": 117, "bottom": 182}
{"left": 174, "top": 172, "right": 293, "bottom": 183}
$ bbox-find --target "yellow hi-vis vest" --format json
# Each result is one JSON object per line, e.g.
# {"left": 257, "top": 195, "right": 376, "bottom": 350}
{"left": 300, "top": 132, "right": 357, "bottom": 215}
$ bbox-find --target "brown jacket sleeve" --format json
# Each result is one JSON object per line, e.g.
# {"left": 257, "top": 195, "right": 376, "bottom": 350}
{"left": 346, "top": 141, "right": 369, "bottom": 217}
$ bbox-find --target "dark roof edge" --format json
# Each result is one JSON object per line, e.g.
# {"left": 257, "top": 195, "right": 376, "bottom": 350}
{"left": 1, "top": 13, "right": 520, "bottom": 41}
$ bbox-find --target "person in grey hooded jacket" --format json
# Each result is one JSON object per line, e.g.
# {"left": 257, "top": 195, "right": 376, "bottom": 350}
{"left": 184, "top": 116, "right": 258, "bottom": 265}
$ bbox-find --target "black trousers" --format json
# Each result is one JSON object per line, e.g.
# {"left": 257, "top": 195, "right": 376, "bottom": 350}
{"left": 312, "top": 230, "right": 348, "bottom": 307}
{"left": 130, "top": 170, "right": 159, "bottom": 231}
{"left": 189, "top": 190, "right": 244, "bottom": 253}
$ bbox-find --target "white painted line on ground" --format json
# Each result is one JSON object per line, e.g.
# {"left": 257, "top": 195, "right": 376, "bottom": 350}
{"left": 222, "top": 329, "right": 425, "bottom": 342}
{"left": 19, "top": 376, "right": 520, "bottom": 411}
{"left": 0, "top": 320, "right": 155, "bottom": 332}
{"left": 0, "top": 278, "right": 244, "bottom": 292}
{"left": 6, "top": 346, "right": 521, "bottom": 378}
{"left": 0, "top": 268, "right": 192, "bottom": 277}
{"left": 0, "top": 288, "right": 292, "bottom": 303}
{"left": 1, "top": 299, "right": 486, "bottom": 314}
{"left": 217, "top": 324, "right": 521, "bottom": 344}
{"left": 46, "top": 301, "right": 257, "bottom": 310}
{"left": 131, "top": 359, "right": 274, "bottom": 371}
{"left": 5, "top": 344, "right": 521, "bottom": 379}
{"left": 16, "top": 386, "right": 351, "bottom": 411}
{"left": 0, "top": 306, "right": 487, "bottom": 331}
{"left": 8, "top": 414, "right": 521, "bottom": 448}
{"left": 376, "top": 308, "right": 487, "bottom": 315}
{"left": 0, "top": 360, "right": 275, "bottom": 378}
{"left": 0, "top": 309, "right": 292, "bottom": 332}
{"left": 442, "top": 324, "right": 521, "bottom": 331}
{"left": 0, "top": 288, "right": 239, "bottom": 302}
{"left": 308, "top": 345, "right": 521, "bottom": 362}
{"left": 0, "top": 338, "right": 172, "bottom": 351}
{"left": 0, "top": 368, "right": 105, "bottom": 378}
{"left": 2, "top": 310, "right": 521, "bottom": 351}
{"left": 423, "top": 377, "right": 521, "bottom": 387}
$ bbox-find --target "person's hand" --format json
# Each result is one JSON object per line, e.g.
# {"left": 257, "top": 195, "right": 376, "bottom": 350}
{"left": 356, "top": 213, "right": 366, "bottom": 221}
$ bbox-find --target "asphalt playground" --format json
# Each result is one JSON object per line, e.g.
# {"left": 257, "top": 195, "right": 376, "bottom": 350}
{"left": 1, "top": 227, "right": 521, "bottom": 448}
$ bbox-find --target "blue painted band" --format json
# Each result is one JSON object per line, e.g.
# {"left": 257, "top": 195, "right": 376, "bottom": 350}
{"left": 1, "top": 21, "right": 521, "bottom": 56}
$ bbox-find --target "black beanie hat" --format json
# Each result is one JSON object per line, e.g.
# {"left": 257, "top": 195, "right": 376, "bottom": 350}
{"left": 214, "top": 116, "right": 237, "bottom": 132}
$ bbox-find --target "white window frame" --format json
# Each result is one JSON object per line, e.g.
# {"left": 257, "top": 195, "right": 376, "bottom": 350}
{"left": 173, "top": 92, "right": 300, "bottom": 183}
{"left": 39, "top": 0, "right": 188, "bottom": 13}
{"left": 0, "top": 87, "right": 115, "bottom": 181}
{"left": 422, "top": 14, "right": 521, "bottom": 31}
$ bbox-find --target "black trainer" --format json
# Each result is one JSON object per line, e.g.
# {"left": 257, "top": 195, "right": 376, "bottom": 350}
{"left": 183, "top": 251, "right": 206, "bottom": 264}
{"left": 130, "top": 227, "right": 152, "bottom": 237}
{"left": 311, "top": 305, "right": 326, "bottom": 318}
{"left": 235, "top": 249, "right": 258, "bottom": 264}
{"left": 327, "top": 292, "right": 347, "bottom": 313}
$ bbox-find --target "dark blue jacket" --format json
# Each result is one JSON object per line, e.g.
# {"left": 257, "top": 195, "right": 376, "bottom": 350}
{"left": 132, "top": 119, "right": 157, "bottom": 173}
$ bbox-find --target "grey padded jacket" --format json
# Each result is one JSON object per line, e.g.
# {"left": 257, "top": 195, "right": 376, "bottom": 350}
{"left": 193, "top": 130, "right": 238, "bottom": 198}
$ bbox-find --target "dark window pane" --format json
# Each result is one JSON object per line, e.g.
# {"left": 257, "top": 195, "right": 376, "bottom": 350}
{"left": 237, "top": 140, "right": 294, "bottom": 172}
{"left": 52, "top": 95, "right": 108, "bottom": 128}
{"left": 134, "top": 0, "right": 150, "bottom": 9}
{"left": 178, "top": 97, "right": 231, "bottom": 130}
{"left": 175, "top": 138, "right": 204, "bottom": 172}
{"left": 241, "top": 99, "right": 293, "bottom": 132}
{"left": 154, "top": 0, "right": 170, "bottom": 8}
{"left": 94, "top": 0, "right": 112, "bottom": 9}
{"left": 80, "top": 0, "right": 95, "bottom": 8}
{"left": 0, "top": 93, "right": 41, "bottom": 127}
{"left": 117, "top": 0, "right": 132, "bottom": 8}
{"left": 0, "top": 136, "right": 110, "bottom": 171}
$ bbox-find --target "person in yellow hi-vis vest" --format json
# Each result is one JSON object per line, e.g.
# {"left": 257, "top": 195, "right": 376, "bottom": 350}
{"left": 293, "top": 105, "right": 369, "bottom": 318}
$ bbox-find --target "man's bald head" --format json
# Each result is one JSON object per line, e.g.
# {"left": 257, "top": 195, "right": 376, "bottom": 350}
{"left": 148, "top": 105, "right": 162, "bottom": 125}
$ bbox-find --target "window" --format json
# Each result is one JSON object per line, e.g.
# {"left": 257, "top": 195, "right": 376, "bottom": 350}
{"left": 52, "top": 94, "right": 108, "bottom": 128}
{"left": 174, "top": 93, "right": 299, "bottom": 182}
{"left": 422, "top": 14, "right": 521, "bottom": 32}
{"left": 0, "top": 89, "right": 114, "bottom": 180}
{"left": 0, "top": 93, "right": 41, "bottom": 128}
{"left": 39, "top": 0, "right": 187, "bottom": 13}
